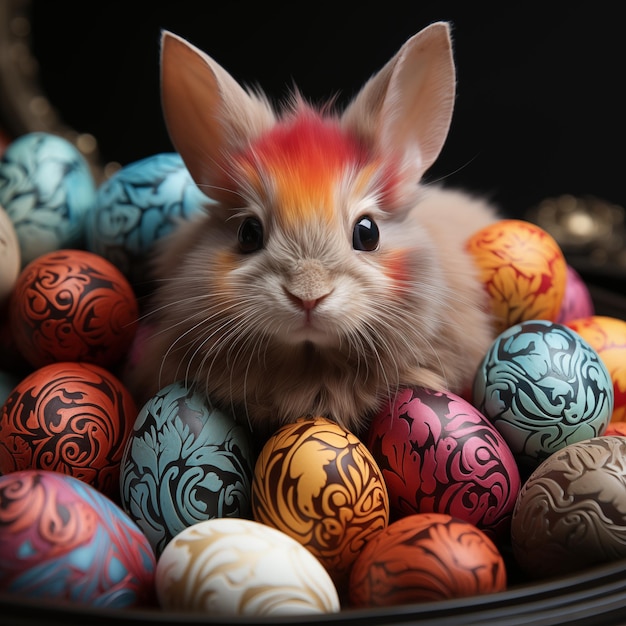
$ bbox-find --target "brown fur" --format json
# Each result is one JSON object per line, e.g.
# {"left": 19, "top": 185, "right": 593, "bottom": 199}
{"left": 127, "top": 23, "right": 498, "bottom": 437}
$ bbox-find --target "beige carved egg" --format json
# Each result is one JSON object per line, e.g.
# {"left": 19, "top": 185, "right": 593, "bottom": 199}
{"left": 511, "top": 435, "right": 626, "bottom": 578}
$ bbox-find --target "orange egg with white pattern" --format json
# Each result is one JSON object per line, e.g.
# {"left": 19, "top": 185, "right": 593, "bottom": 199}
{"left": 466, "top": 219, "right": 567, "bottom": 334}
{"left": 566, "top": 315, "right": 626, "bottom": 422}
{"left": 251, "top": 416, "right": 389, "bottom": 596}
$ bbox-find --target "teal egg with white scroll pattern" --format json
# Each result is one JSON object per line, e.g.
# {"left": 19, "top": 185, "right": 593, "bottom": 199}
{"left": 86, "top": 153, "right": 210, "bottom": 294}
{"left": 119, "top": 380, "right": 256, "bottom": 557}
{"left": 0, "top": 132, "right": 97, "bottom": 266}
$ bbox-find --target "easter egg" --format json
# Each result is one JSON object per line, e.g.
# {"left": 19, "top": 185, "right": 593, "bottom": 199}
{"left": 120, "top": 380, "right": 256, "bottom": 556}
{"left": 366, "top": 386, "right": 520, "bottom": 541}
{"left": 0, "top": 361, "right": 137, "bottom": 499}
{"left": 156, "top": 518, "right": 340, "bottom": 616}
{"left": 0, "top": 204, "right": 20, "bottom": 302}
{"left": 511, "top": 436, "right": 626, "bottom": 579}
{"left": 0, "top": 469, "right": 156, "bottom": 607}
{"left": 9, "top": 248, "right": 138, "bottom": 369}
{"left": 0, "top": 132, "right": 97, "bottom": 266}
{"left": 349, "top": 513, "right": 507, "bottom": 607}
{"left": 473, "top": 320, "right": 613, "bottom": 475}
{"left": 251, "top": 416, "right": 389, "bottom": 594}
{"left": 466, "top": 219, "right": 567, "bottom": 334}
{"left": 556, "top": 264, "right": 595, "bottom": 324}
{"left": 85, "top": 153, "right": 209, "bottom": 293}
{"left": 565, "top": 315, "right": 626, "bottom": 422}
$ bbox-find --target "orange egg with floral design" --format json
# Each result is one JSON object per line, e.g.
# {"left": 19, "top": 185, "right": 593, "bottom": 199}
{"left": 466, "top": 219, "right": 567, "bottom": 334}
{"left": 566, "top": 315, "right": 626, "bottom": 422}
{"left": 251, "top": 416, "right": 389, "bottom": 596}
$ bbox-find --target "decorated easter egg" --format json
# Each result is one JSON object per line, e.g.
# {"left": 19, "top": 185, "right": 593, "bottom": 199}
{"left": 473, "top": 320, "right": 613, "bottom": 475}
{"left": 349, "top": 513, "right": 507, "bottom": 607}
{"left": 156, "top": 518, "right": 340, "bottom": 615}
{"left": 120, "top": 380, "right": 256, "bottom": 556}
{"left": 366, "top": 386, "right": 520, "bottom": 541}
{"left": 565, "top": 315, "right": 626, "bottom": 422}
{"left": 511, "top": 436, "right": 626, "bottom": 578}
{"left": 0, "top": 204, "right": 20, "bottom": 302}
{"left": 86, "top": 153, "right": 209, "bottom": 293}
{"left": 556, "top": 264, "right": 594, "bottom": 324}
{"left": 0, "top": 132, "right": 97, "bottom": 266}
{"left": 0, "top": 469, "right": 156, "bottom": 607}
{"left": 0, "top": 361, "right": 137, "bottom": 499}
{"left": 251, "top": 416, "right": 389, "bottom": 594}
{"left": 9, "top": 248, "right": 138, "bottom": 369}
{"left": 466, "top": 219, "right": 567, "bottom": 334}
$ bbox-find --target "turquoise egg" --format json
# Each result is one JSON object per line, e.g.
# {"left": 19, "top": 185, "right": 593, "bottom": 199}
{"left": 86, "top": 153, "right": 209, "bottom": 293}
{"left": 0, "top": 132, "right": 97, "bottom": 266}
{"left": 120, "top": 380, "right": 256, "bottom": 557}
{"left": 473, "top": 319, "right": 614, "bottom": 476}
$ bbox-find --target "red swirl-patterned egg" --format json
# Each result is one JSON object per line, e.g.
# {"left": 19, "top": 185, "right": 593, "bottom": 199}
{"left": 349, "top": 513, "right": 506, "bottom": 607}
{"left": 9, "top": 248, "right": 138, "bottom": 369}
{"left": 466, "top": 219, "right": 567, "bottom": 334}
{"left": 366, "top": 387, "right": 521, "bottom": 542}
{"left": 251, "top": 416, "right": 389, "bottom": 595}
{"left": 565, "top": 315, "right": 626, "bottom": 423}
{"left": 0, "top": 469, "right": 155, "bottom": 607}
{"left": 0, "top": 361, "right": 137, "bottom": 499}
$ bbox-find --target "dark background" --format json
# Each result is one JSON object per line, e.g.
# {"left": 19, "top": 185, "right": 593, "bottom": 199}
{"left": 20, "top": 2, "right": 626, "bottom": 220}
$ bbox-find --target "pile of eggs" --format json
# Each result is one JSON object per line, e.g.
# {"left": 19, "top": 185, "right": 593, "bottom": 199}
{"left": 1, "top": 131, "right": 626, "bottom": 618}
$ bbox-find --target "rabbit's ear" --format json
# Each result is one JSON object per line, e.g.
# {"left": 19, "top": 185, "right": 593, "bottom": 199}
{"left": 160, "top": 31, "right": 275, "bottom": 204}
{"left": 342, "top": 22, "right": 455, "bottom": 179}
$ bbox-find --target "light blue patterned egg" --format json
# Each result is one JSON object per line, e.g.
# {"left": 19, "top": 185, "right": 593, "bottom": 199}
{"left": 0, "top": 132, "right": 97, "bottom": 266}
{"left": 120, "top": 380, "right": 256, "bottom": 557}
{"left": 86, "top": 153, "right": 210, "bottom": 293}
{"left": 473, "top": 320, "right": 614, "bottom": 476}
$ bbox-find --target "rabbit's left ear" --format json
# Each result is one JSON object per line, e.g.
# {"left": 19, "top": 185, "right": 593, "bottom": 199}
{"left": 160, "top": 31, "right": 275, "bottom": 204}
{"left": 342, "top": 22, "right": 455, "bottom": 178}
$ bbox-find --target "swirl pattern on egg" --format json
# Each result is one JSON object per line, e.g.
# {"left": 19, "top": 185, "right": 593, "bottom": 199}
{"left": 349, "top": 513, "right": 507, "bottom": 606}
{"left": 366, "top": 387, "right": 520, "bottom": 540}
{"left": 0, "top": 132, "right": 97, "bottom": 266}
{"left": 0, "top": 362, "right": 136, "bottom": 498}
{"left": 9, "top": 249, "right": 138, "bottom": 368}
{"left": 0, "top": 470, "right": 155, "bottom": 607}
{"left": 511, "top": 436, "right": 626, "bottom": 578}
{"left": 120, "top": 381, "right": 256, "bottom": 556}
{"left": 86, "top": 153, "right": 208, "bottom": 292}
{"left": 156, "top": 518, "right": 340, "bottom": 615}
{"left": 251, "top": 417, "right": 389, "bottom": 593}
{"left": 473, "top": 320, "right": 613, "bottom": 472}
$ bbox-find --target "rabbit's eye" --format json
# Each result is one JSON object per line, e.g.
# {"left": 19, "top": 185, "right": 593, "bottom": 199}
{"left": 238, "top": 217, "right": 264, "bottom": 253}
{"left": 352, "top": 216, "right": 379, "bottom": 251}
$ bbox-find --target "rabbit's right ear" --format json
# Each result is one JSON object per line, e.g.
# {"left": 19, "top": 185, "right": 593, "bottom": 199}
{"left": 342, "top": 22, "right": 455, "bottom": 181}
{"left": 160, "top": 31, "right": 275, "bottom": 204}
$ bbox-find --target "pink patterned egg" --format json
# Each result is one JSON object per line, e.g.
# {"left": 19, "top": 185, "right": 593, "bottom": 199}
{"left": 366, "top": 387, "right": 521, "bottom": 542}
{"left": 556, "top": 264, "right": 594, "bottom": 324}
{"left": 0, "top": 469, "right": 156, "bottom": 607}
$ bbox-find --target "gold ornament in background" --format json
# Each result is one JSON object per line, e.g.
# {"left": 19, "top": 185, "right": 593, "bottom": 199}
{"left": 526, "top": 195, "right": 626, "bottom": 277}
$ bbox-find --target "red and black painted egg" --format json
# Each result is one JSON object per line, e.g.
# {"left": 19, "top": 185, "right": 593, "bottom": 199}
{"left": 0, "top": 361, "right": 137, "bottom": 499}
{"left": 9, "top": 248, "right": 138, "bottom": 369}
{"left": 366, "top": 386, "right": 521, "bottom": 542}
{"left": 349, "top": 513, "right": 507, "bottom": 607}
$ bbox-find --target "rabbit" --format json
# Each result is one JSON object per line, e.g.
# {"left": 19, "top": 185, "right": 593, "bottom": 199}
{"left": 128, "top": 21, "right": 498, "bottom": 438}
